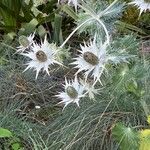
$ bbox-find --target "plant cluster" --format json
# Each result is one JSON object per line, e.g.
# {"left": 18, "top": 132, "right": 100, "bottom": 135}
{"left": 0, "top": 0, "right": 150, "bottom": 149}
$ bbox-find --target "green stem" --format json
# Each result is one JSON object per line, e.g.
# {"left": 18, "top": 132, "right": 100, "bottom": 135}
{"left": 78, "top": 4, "right": 110, "bottom": 44}
{"left": 60, "top": 18, "right": 94, "bottom": 48}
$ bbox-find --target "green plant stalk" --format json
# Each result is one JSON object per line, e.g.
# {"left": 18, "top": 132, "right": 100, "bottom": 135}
{"left": 60, "top": 18, "right": 94, "bottom": 48}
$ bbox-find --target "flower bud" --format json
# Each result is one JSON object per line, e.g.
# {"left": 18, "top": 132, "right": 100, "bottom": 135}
{"left": 19, "top": 35, "right": 30, "bottom": 48}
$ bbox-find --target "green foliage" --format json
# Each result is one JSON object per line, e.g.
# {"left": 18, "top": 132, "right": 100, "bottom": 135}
{"left": 0, "top": 0, "right": 64, "bottom": 43}
{"left": 117, "top": 1, "right": 150, "bottom": 36}
{"left": 53, "top": 14, "right": 63, "bottom": 44}
{"left": 0, "top": 128, "right": 12, "bottom": 138}
{"left": 0, "top": 0, "right": 22, "bottom": 31}
{"left": 62, "top": 5, "right": 78, "bottom": 20}
{"left": 112, "top": 123, "right": 139, "bottom": 150}
{"left": 0, "top": 127, "right": 24, "bottom": 149}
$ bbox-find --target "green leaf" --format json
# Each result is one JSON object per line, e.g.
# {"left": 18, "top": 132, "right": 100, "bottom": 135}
{"left": 11, "top": 142, "right": 21, "bottom": 150}
{"left": 0, "top": 128, "right": 12, "bottom": 138}
{"left": 54, "top": 14, "right": 62, "bottom": 44}
{"left": 19, "top": 18, "right": 38, "bottom": 35}
{"left": 62, "top": 5, "right": 78, "bottom": 21}
{"left": 116, "top": 21, "right": 147, "bottom": 35}
{"left": 125, "top": 78, "right": 142, "bottom": 97}
{"left": 37, "top": 25, "right": 47, "bottom": 37}
{"left": 21, "top": 1, "right": 34, "bottom": 22}
{"left": 112, "top": 123, "right": 139, "bottom": 150}
{"left": 0, "top": 0, "right": 22, "bottom": 25}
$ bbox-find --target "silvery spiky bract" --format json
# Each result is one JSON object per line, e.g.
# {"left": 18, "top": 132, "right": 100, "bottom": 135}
{"left": 72, "top": 37, "right": 108, "bottom": 83}
{"left": 56, "top": 76, "right": 86, "bottom": 109}
{"left": 17, "top": 32, "right": 35, "bottom": 53}
{"left": 72, "top": 36, "right": 130, "bottom": 84}
{"left": 80, "top": 79, "right": 101, "bottom": 100}
{"left": 129, "top": 0, "right": 150, "bottom": 16}
{"left": 22, "top": 36, "right": 63, "bottom": 79}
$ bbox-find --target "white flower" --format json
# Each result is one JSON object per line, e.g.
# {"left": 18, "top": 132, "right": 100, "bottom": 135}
{"left": 56, "top": 76, "right": 86, "bottom": 109}
{"left": 129, "top": 0, "right": 150, "bottom": 16}
{"left": 71, "top": 37, "right": 108, "bottom": 84}
{"left": 17, "top": 32, "right": 35, "bottom": 53}
{"left": 22, "top": 36, "right": 62, "bottom": 79}
{"left": 80, "top": 79, "right": 101, "bottom": 100}
{"left": 58, "top": 0, "right": 78, "bottom": 10}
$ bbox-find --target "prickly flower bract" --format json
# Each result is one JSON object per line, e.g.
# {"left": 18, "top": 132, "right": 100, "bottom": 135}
{"left": 56, "top": 76, "right": 86, "bottom": 109}
{"left": 21, "top": 36, "right": 63, "bottom": 79}
{"left": 129, "top": 0, "right": 150, "bottom": 16}
{"left": 80, "top": 79, "right": 101, "bottom": 99}
{"left": 17, "top": 32, "right": 35, "bottom": 53}
{"left": 72, "top": 37, "right": 108, "bottom": 84}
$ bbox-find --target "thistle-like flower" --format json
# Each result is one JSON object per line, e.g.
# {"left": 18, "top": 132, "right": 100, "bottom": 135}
{"left": 17, "top": 32, "right": 35, "bottom": 53}
{"left": 72, "top": 36, "right": 131, "bottom": 84}
{"left": 56, "top": 76, "right": 86, "bottom": 109}
{"left": 22, "top": 36, "right": 63, "bottom": 79}
{"left": 72, "top": 37, "right": 107, "bottom": 84}
{"left": 129, "top": 0, "right": 150, "bottom": 16}
{"left": 80, "top": 79, "right": 100, "bottom": 100}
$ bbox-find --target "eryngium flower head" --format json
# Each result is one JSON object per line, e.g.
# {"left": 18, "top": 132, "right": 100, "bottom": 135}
{"left": 129, "top": 0, "right": 150, "bottom": 16}
{"left": 72, "top": 37, "right": 107, "bottom": 84}
{"left": 56, "top": 76, "right": 86, "bottom": 109}
{"left": 22, "top": 36, "right": 63, "bottom": 79}
{"left": 17, "top": 32, "right": 35, "bottom": 53}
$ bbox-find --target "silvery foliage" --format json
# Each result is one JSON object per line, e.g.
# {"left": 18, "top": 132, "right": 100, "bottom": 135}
{"left": 76, "top": 0, "right": 125, "bottom": 38}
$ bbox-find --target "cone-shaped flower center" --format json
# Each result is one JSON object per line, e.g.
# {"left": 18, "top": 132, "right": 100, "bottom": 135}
{"left": 19, "top": 35, "right": 30, "bottom": 47}
{"left": 83, "top": 52, "right": 99, "bottom": 65}
{"left": 144, "top": 0, "right": 150, "bottom": 3}
{"left": 66, "top": 86, "right": 78, "bottom": 99}
{"left": 36, "top": 50, "right": 47, "bottom": 62}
